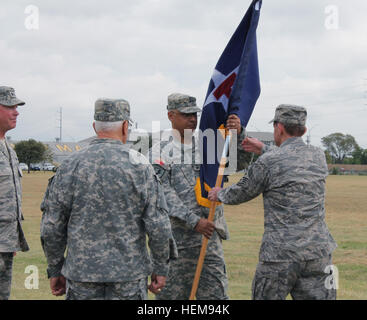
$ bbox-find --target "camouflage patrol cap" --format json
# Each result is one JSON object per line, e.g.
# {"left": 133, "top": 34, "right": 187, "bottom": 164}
{"left": 269, "top": 104, "right": 307, "bottom": 126}
{"left": 0, "top": 86, "right": 25, "bottom": 107}
{"left": 167, "top": 93, "right": 201, "bottom": 113}
{"left": 94, "top": 98, "right": 131, "bottom": 122}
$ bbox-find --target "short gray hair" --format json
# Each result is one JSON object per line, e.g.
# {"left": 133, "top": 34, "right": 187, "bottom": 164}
{"left": 94, "top": 120, "right": 123, "bottom": 133}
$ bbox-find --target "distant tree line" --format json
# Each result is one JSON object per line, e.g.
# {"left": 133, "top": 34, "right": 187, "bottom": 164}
{"left": 322, "top": 133, "right": 367, "bottom": 164}
{"left": 11, "top": 133, "right": 367, "bottom": 170}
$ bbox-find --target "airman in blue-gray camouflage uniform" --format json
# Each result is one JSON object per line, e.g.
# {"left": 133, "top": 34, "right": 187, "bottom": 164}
{"left": 40, "top": 98, "right": 177, "bottom": 300}
{"left": 0, "top": 86, "right": 29, "bottom": 300}
{"left": 209, "top": 104, "right": 337, "bottom": 300}
{"left": 149, "top": 93, "right": 252, "bottom": 300}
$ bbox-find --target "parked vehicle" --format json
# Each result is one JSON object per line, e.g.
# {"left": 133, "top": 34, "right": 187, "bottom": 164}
{"left": 19, "top": 163, "right": 28, "bottom": 171}
{"left": 30, "top": 163, "right": 41, "bottom": 171}
{"left": 42, "top": 163, "right": 56, "bottom": 171}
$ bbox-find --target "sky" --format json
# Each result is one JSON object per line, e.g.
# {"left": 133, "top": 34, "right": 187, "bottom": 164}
{"left": 1, "top": 0, "right": 366, "bottom": 147}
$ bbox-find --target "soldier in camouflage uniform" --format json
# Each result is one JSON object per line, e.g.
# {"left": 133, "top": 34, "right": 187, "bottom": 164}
{"left": 0, "top": 86, "right": 29, "bottom": 300}
{"left": 209, "top": 104, "right": 337, "bottom": 300}
{"left": 149, "top": 93, "right": 251, "bottom": 300}
{"left": 40, "top": 98, "right": 177, "bottom": 300}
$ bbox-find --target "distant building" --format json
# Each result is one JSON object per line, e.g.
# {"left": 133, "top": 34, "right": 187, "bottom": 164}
{"left": 41, "top": 141, "right": 84, "bottom": 164}
{"left": 44, "top": 135, "right": 141, "bottom": 164}
{"left": 246, "top": 131, "right": 275, "bottom": 146}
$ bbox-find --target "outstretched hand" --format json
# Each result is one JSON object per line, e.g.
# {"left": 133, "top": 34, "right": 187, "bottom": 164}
{"left": 241, "top": 137, "right": 264, "bottom": 155}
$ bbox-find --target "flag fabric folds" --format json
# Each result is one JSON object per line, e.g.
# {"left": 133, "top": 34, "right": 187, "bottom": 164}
{"left": 195, "top": 0, "right": 262, "bottom": 207}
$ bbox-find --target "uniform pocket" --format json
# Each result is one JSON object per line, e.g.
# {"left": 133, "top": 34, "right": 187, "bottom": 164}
{"left": 179, "top": 166, "right": 196, "bottom": 186}
{"left": 252, "top": 262, "right": 281, "bottom": 300}
{"left": 66, "top": 280, "right": 103, "bottom": 300}
{"left": 155, "top": 176, "right": 169, "bottom": 214}
{"left": 0, "top": 166, "right": 12, "bottom": 183}
{"left": 0, "top": 212, "right": 17, "bottom": 223}
{"left": 252, "top": 276, "right": 280, "bottom": 300}
{"left": 113, "top": 278, "right": 148, "bottom": 300}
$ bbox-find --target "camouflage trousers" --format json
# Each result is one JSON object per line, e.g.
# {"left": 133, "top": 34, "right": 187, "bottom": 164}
{"left": 252, "top": 255, "right": 337, "bottom": 300}
{"left": 66, "top": 277, "right": 148, "bottom": 300}
{"left": 0, "top": 252, "right": 13, "bottom": 300}
{"left": 156, "top": 232, "right": 228, "bottom": 300}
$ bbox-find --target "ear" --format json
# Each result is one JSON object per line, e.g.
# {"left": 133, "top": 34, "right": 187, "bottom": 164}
{"left": 168, "top": 111, "right": 174, "bottom": 122}
{"left": 121, "top": 120, "right": 129, "bottom": 144}
{"left": 122, "top": 120, "right": 129, "bottom": 136}
{"left": 92, "top": 122, "right": 97, "bottom": 134}
{"left": 277, "top": 122, "right": 286, "bottom": 135}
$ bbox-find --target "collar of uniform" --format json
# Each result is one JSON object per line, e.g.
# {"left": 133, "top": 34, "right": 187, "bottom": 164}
{"left": 89, "top": 137, "right": 124, "bottom": 146}
{"left": 171, "top": 130, "right": 199, "bottom": 150}
{"left": 172, "top": 138, "right": 194, "bottom": 151}
{"left": 280, "top": 136, "right": 305, "bottom": 148}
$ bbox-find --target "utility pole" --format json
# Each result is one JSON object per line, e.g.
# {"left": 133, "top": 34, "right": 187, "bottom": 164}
{"left": 57, "top": 107, "right": 63, "bottom": 142}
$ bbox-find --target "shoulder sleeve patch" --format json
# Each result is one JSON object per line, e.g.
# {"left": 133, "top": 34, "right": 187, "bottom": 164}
{"left": 152, "top": 161, "right": 170, "bottom": 180}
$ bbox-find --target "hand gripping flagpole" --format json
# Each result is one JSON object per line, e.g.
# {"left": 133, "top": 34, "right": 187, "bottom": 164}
{"left": 189, "top": 129, "right": 232, "bottom": 300}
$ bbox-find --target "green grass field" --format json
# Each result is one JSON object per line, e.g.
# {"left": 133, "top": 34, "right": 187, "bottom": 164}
{"left": 9, "top": 172, "right": 367, "bottom": 300}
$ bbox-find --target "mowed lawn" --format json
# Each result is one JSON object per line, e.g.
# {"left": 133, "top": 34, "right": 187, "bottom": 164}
{"left": 9, "top": 172, "right": 367, "bottom": 300}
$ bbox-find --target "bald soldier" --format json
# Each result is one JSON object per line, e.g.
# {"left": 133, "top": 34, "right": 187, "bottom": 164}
{"left": 40, "top": 98, "right": 176, "bottom": 300}
{"left": 0, "top": 86, "right": 29, "bottom": 300}
{"left": 150, "top": 93, "right": 252, "bottom": 300}
{"left": 209, "top": 104, "right": 337, "bottom": 300}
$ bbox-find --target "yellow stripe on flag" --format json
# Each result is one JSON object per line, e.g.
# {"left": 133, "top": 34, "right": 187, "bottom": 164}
{"left": 194, "top": 177, "right": 221, "bottom": 208}
{"left": 218, "top": 124, "right": 226, "bottom": 140}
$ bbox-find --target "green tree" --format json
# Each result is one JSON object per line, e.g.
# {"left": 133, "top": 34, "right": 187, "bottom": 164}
{"left": 43, "top": 145, "right": 54, "bottom": 163}
{"left": 324, "top": 150, "right": 333, "bottom": 164}
{"left": 321, "top": 133, "right": 359, "bottom": 164}
{"left": 14, "top": 139, "right": 50, "bottom": 173}
{"left": 352, "top": 146, "right": 363, "bottom": 164}
{"left": 361, "top": 149, "right": 367, "bottom": 165}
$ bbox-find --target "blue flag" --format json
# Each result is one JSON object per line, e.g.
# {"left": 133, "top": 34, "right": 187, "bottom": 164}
{"left": 195, "top": 0, "right": 262, "bottom": 207}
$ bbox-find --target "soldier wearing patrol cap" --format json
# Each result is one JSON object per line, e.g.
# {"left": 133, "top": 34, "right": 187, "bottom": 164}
{"left": 149, "top": 93, "right": 252, "bottom": 300}
{"left": 0, "top": 86, "right": 29, "bottom": 300}
{"left": 209, "top": 104, "right": 337, "bottom": 300}
{"left": 40, "top": 98, "right": 177, "bottom": 300}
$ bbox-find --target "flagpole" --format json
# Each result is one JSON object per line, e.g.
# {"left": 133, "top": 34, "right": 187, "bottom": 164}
{"left": 189, "top": 0, "right": 262, "bottom": 300}
{"left": 189, "top": 130, "right": 231, "bottom": 300}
